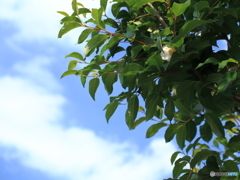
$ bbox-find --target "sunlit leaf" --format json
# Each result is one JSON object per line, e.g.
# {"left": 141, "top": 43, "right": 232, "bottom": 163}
{"left": 58, "top": 23, "right": 81, "bottom": 38}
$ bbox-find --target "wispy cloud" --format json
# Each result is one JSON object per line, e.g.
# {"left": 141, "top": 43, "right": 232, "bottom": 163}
{"left": 0, "top": 58, "right": 176, "bottom": 180}
{"left": 0, "top": 0, "right": 100, "bottom": 44}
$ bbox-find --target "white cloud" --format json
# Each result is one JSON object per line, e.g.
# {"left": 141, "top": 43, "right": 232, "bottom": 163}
{"left": 0, "top": 0, "right": 101, "bottom": 44}
{"left": 0, "top": 59, "right": 177, "bottom": 180}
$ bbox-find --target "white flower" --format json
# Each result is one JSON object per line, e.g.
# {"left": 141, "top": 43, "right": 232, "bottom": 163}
{"left": 161, "top": 45, "right": 175, "bottom": 62}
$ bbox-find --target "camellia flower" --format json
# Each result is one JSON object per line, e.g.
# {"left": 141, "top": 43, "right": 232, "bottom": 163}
{"left": 161, "top": 45, "right": 175, "bottom": 62}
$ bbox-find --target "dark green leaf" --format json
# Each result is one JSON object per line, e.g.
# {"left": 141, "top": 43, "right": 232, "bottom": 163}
{"left": 126, "top": 95, "right": 139, "bottom": 129}
{"left": 223, "top": 160, "right": 239, "bottom": 172}
{"left": 176, "top": 125, "right": 187, "bottom": 149}
{"left": 102, "top": 73, "right": 118, "bottom": 95}
{"left": 194, "top": 1, "right": 209, "bottom": 12}
{"left": 131, "top": 45, "right": 144, "bottom": 59}
{"left": 186, "top": 120, "right": 197, "bottom": 142}
{"left": 145, "top": 94, "right": 160, "bottom": 120}
{"left": 146, "top": 51, "right": 163, "bottom": 71}
{"left": 104, "top": 18, "right": 119, "bottom": 28}
{"left": 174, "top": 99, "right": 193, "bottom": 116}
{"left": 165, "top": 125, "right": 181, "bottom": 143}
{"left": 205, "top": 112, "right": 224, "bottom": 138}
{"left": 173, "top": 20, "right": 209, "bottom": 43}
{"left": 146, "top": 122, "right": 166, "bottom": 138}
{"left": 190, "top": 149, "right": 215, "bottom": 168}
{"left": 200, "top": 122, "right": 213, "bottom": 142}
{"left": 89, "top": 78, "right": 100, "bottom": 100}
{"left": 173, "top": 162, "right": 187, "bottom": 179}
{"left": 171, "top": 151, "right": 181, "bottom": 165}
{"left": 121, "top": 63, "right": 144, "bottom": 76}
{"left": 131, "top": 0, "right": 165, "bottom": 11}
{"left": 165, "top": 97, "right": 175, "bottom": 120}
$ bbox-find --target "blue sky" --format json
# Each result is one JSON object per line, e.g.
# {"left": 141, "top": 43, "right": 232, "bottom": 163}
{"left": 0, "top": 1, "right": 181, "bottom": 180}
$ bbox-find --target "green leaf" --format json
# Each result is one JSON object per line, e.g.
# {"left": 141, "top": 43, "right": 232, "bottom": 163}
{"left": 174, "top": 99, "right": 193, "bottom": 116}
{"left": 218, "top": 70, "right": 237, "bottom": 93}
{"left": 131, "top": 0, "right": 165, "bottom": 11}
{"left": 89, "top": 78, "right": 100, "bottom": 100}
{"left": 102, "top": 73, "right": 118, "bottom": 95}
{"left": 101, "top": 36, "right": 124, "bottom": 55}
{"left": 165, "top": 125, "right": 181, "bottom": 143}
{"left": 57, "top": 11, "right": 69, "bottom": 17}
{"left": 190, "top": 149, "right": 215, "bottom": 168}
{"left": 72, "top": 0, "right": 78, "bottom": 14}
{"left": 60, "top": 70, "right": 78, "bottom": 78}
{"left": 132, "top": 117, "right": 147, "bottom": 129}
{"left": 80, "top": 75, "right": 87, "bottom": 87}
{"left": 121, "top": 63, "right": 144, "bottom": 76}
{"left": 78, "top": 29, "right": 94, "bottom": 44}
{"left": 60, "top": 16, "right": 81, "bottom": 24}
{"left": 145, "top": 94, "right": 160, "bottom": 120}
{"left": 173, "top": 162, "right": 187, "bottom": 179}
{"left": 200, "top": 122, "right": 213, "bottom": 142}
{"left": 218, "top": 58, "right": 238, "bottom": 72}
{"left": 131, "top": 45, "right": 144, "bottom": 59}
{"left": 146, "top": 122, "right": 166, "bottom": 138}
{"left": 104, "top": 18, "right": 119, "bottom": 28}
{"left": 77, "top": 8, "right": 91, "bottom": 14}
{"left": 65, "top": 52, "right": 84, "bottom": 60}
{"left": 186, "top": 120, "right": 197, "bottom": 142}
{"left": 100, "top": 0, "right": 108, "bottom": 11}
{"left": 123, "top": 25, "right": 135, "bottom": 38}
{"left": 68, "top": 60, "right": 78, "bottom": 70}
{"left": 205, "top": 112, "right": 224, "bottom": 138}
{"left": 171, "top": 0, "right": 191, "bottom": 17}
{"left": 84, "top": 34, "right": 109, "bottom": 56}
{"left": 146, "top": 51, "right": 163, "bottom": 71}
{"left": 176, "top": 125, "right": 187, "bottom": 149}
{"left": 58, "top": 23, "right": 81, "bottom": 38}
{"left": 196, "top": 57, "right": 219, "bottom": 69}
{"left": 165, "top": 97, "right": 175, "bottom": 120}
{"left": 176, "top": 80, "right": 195, "bottom": 105}
{"left": 171, "top": 151, "right": 181, "bottom": 165}
{"left": 173, "top": 20, "right": 209, "bottom": 43}
{"left": 126, "top": 95, "right": 139, "bottom": 129}
{"left": 92, "top": 8, "right": 105, "bottom": 29}
{"left": 194, "top": 1, "right": 209, "bottom": 12}
{"left": 223, "top": 160, "right": 239, "bottom": 172}
{"left": 104, "top": 102, "right": 119, "bottom": 122}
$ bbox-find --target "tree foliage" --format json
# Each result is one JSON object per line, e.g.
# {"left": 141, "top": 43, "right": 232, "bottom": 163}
{"left": 58, "top": 0, "right": 240, "bottom": 179}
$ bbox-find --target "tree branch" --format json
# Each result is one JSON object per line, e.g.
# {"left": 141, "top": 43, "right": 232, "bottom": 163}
{"left": 147, "top": 3, "right": 168, "bottom": 28}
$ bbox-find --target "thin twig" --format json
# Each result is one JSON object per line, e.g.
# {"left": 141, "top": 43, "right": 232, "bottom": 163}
{"left": 147, "top": 3, "right": 168, "bottom": 28}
